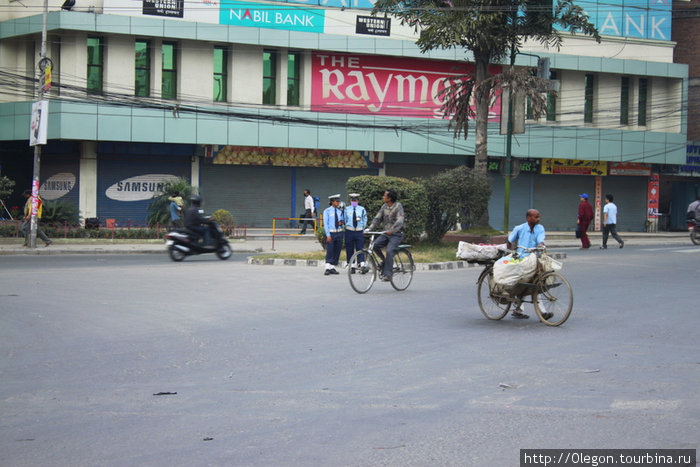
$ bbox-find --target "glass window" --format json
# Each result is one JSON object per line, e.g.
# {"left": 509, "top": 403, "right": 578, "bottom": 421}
{"left": 546, "top": 70, "right": 557, "bottom": 122}
{"left": 584, "top": 73, "right": 594, "bottom": 123}
{"left": 135, "top": 40, "right": 150, "bottom": 97}
{"left": 213, "top": 46, "right": 228, "bottom": 102}
{"left": 287, "top": 52, "right": 300, "bottom": 106}
{"left": 263, "top": 50, "right": 277, "bottom": 105}
{"left": 638, "top": 78, "right": 648, "bottom": 126}
{"left": 620, "top": 76, "right": 630, "bottom": 125}
{"left": 87, "top": 37, "right": 103, "bottom": 94}
{"left": 162, "top": 42, "right": 177, "bottom": 100}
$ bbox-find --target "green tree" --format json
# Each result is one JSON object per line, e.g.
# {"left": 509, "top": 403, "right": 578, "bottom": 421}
{"left": 42, "top": 199, "right": 80, "bottom": 225}
{"left": 371, "top": 0, "right": 600, "bottom": 175}
{"left": 146, "top": 178, "right": 194, "bottom": 226}
{"left": 346, "top": 175, "right": 428, "bottom": 243}
{"left": 420, "top": 165, "right": 491, "bottom": 242}
{"left": 0, "top": 175, "right": 15, "bottom": 201}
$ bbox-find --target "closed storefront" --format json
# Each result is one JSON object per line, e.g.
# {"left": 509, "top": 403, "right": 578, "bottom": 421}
{"left": 41, "top": 157, "right": 80, "bottom": 207}
{"left": 96, "top": 144, "right": 192, "bottom": 225}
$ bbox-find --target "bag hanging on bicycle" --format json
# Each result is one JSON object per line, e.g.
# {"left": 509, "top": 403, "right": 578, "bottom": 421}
{"left": 493, "top": 254, "right": 537, "bottom": 287}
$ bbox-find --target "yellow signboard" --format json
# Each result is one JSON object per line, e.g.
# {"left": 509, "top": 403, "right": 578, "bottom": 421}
{"left": 541, "top": 159, "right": 607, "bottom": 176}
{"left": 212, "top": 146, "right": 368, "bottom": 169}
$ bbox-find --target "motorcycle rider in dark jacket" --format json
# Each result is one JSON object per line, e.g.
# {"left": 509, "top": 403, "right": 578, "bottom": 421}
{"left": 184, "top": 195, "right": 213, "bottom": 245}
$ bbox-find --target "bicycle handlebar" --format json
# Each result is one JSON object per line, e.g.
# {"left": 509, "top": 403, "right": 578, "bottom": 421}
{"left": 363, "top": 231, "right": 387, "bottom": 235}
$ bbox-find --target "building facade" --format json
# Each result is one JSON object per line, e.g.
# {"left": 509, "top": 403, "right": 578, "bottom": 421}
{"left": 0, "top": 0, "right": 689, "bottom": 231}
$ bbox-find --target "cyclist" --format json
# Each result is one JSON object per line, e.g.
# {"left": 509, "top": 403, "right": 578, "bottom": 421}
{"left": 506, "top": 209, "right": 550, "bottom": 320}
{"left": 366, "top": 190, "right": 404, "bottom": 282}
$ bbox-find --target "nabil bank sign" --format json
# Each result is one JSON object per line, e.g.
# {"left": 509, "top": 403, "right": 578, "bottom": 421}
{"left": 220, "top": 0, "right": 325, "bottom": 32}
{"left": 311, "top": 53, "right": 502, "bottom": 120}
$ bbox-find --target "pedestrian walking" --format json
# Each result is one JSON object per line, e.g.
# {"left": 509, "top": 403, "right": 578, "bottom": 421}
{"left": 299, "top": 189, "right": 315, "bottom": 234}
{"left": 323, "top": 194, "right": 344, "bottom": 275}
{"left": 577, "top": 193, "right": 594, "bottom": 249}
{"left": 344, "top": 193, "right": 367, "bottom": 265}
{"left": 20, "top": 189, "right": 52, "bottom": 247}
{"left": 601, "top": 193, "right": 624, "bottom": 249}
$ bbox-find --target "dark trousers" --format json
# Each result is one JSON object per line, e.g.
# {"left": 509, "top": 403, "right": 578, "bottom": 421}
{"left": 579, "top": 220, "right": 591, "bottom": 248}
{"left": 325, "top": 232, "right": 343, "bottom": 266}
{"left": 602, "top": 223, "right": 623, "bottom": 246}
{"left": 20, "top": 220, "right": 51, "bottom": 245}
{"left": 373, "top": 232, "right": 403, "bottom": 278}
{"left": 345, "top": 230, "right": 365, "bottom": 263}
{"left": 299, "top": 209, "right": 313, "bottom": 233}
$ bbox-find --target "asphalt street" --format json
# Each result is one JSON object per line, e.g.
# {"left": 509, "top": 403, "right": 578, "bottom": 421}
{"left": 1, "top": 244, "right": 699, "bottom": 466}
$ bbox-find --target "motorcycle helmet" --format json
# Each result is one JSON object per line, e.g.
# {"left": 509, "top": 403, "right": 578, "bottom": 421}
{"left": 190, "top": 195, "right": 202, "bottom": 206}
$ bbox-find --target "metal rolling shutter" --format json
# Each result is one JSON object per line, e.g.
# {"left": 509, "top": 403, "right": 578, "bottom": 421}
{"left": 97, "top": 155, "right": 190, "bottom": 226}
{"left": 294, "top": 167, "right": 376, "bottom": 218}
{"left": 40, "top": 158, "right": 80, "bottom": 207}
{"left": 199, "top": 165, "right": 291, "bottom": 228}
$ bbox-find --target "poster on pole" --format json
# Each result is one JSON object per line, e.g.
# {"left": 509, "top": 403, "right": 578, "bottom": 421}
{"left": 29, "top": 100, "right": 49, "bottom": 146}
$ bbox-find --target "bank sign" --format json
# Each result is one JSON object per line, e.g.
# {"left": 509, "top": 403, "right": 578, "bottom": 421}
{"left": 566, "top": 0, "right": 671, "bottom": 41}
{"left": 311, "top": 53, "right": 502, "bottom": 120}
{"left": 220, "top": 0, "right": 325, "bottom": 32}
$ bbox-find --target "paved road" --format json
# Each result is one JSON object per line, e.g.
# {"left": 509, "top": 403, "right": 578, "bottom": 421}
{"left": 1, "top": 245, "right": 698, "bottom": 466}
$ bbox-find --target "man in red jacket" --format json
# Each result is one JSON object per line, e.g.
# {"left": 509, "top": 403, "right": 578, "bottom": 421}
{"left": 577, "top": 193, "right": 594, "bottom": 249}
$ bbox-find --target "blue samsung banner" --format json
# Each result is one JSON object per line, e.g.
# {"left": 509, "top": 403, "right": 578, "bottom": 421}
{"left": 565, "top": 0, "right": 671, "bottom": 41}
{"left": 220, "top": 0, "right": 325, "bottom": 32}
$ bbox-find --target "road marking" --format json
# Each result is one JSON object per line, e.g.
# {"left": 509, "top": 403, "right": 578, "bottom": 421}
{"left": 641, "top": 247, "right": 700, "bottom": 253}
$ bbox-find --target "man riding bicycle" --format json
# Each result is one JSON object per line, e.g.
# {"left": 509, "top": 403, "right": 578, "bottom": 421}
{"left": 365, "top": 190, "right": 404, "bottom": 282}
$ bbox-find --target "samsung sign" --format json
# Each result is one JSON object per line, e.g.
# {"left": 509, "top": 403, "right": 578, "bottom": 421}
{"left": 106, "top": 174, "right": 179, "bottom": 202}
{"left": 220, "top": 0, "right": 325, "bottom": 32}
{"left": 41, "top": 172, "right": 76, "bottom": 200}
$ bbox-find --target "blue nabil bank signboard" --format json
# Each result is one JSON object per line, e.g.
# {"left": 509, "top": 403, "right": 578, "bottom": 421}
{"left": 572, "top": 0, "right": 671, "bottom": 41}
{"left": 220, "top": 0, "right": 325, "bottom": 32}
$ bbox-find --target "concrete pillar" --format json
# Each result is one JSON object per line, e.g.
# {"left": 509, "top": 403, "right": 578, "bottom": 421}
{"left": 79, "top": 141, "right": 97, "bottom": 220}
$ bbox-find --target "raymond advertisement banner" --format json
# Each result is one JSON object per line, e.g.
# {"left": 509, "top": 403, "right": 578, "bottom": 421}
{"left": 311, "top": 52, "right": 502, "bottom": 120}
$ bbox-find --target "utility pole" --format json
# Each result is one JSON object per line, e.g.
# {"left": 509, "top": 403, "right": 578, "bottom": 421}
{"left": 29, "top": 0, "right": 49, "bottom": 248}
{"left": 503, "top": 45, "right": 517, "bottom": 234}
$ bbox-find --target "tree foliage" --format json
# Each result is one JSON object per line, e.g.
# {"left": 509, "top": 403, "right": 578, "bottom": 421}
{"left": 346, "top": 175, "right": 429, "bottom": 243}
{"left": 420, "top": 165, "right": 492, "bottom": 242}
{"left": 372, "top": 0, "right": 600, "bottom": 174}
{"left": 42, "top": 199, "right": 80, "bottom": 225}
{"left": 0, "top": 175, "right": 15, "bottom": 201}
{"left": 146, "top": 177, "right": 195, "bottom": 226}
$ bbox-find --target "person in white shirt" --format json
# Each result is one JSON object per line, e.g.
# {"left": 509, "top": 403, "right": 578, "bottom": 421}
{"left": 601, "top": 194, "right": 624, "bottom": 249}
{"left": 299, "top": 189, "right": 315, "bottom": 234}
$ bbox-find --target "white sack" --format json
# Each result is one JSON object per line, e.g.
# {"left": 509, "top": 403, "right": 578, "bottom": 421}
{"left": 456, "top": 242, "right": 509, "bottom": 261}
{"left": 492, "top": 253, "right": 538, "bottom": 287}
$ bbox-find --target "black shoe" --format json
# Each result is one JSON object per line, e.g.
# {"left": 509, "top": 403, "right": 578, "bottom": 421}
{"left": 599, "top": 246, "right": 607, "bottom": 249}
{"left": 619, "top": 241, "right": 624, "bottom": 249}
{"left": 329, "top": 269, "right": 339, "bottom": 275}
{"left": 540, "top": 311, "right": 554, "bottom": 321}
{"left": 380, "top": 275, "right": 392, "bottom": 282}
{"left": 512, "top": 310, "right": 529, "bottom": 319}
{"left": 324, "top": 270, "right": 331, "bottom": 276}
{"left": 44, "top": 241, "right": 52, "bottom": 247}
{"left": 299, "top": 231, "right": 306, "bottom": 235}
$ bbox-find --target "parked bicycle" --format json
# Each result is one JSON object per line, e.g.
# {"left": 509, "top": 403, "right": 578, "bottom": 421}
{"left": 476, "top": 247, "right": 573, "bottom": 326}
{"left": 347, "top": 231, "right": 414, "bottom": 293}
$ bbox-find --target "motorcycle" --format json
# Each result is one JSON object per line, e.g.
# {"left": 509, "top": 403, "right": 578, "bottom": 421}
{"left": 689, "top": 218, "right": 700, "bottom": 246}
{"left": 165, "top": 221, "right": 232, "bottom": 261}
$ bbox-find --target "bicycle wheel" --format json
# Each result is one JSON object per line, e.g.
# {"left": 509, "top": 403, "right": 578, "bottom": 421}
{"left": 534, "top": 272, "right": 573, "bottom": 326}
{"left": 477, "top": 269, "right": 511, "bottom": 320}
{"left": 348, "top": 250, "right": 377, "bottom": 294}
{"left": 691, "top": 228, "right": 700, "bottom": 245}
{"left": 390, "top": 248, "right": 414, "bottom": 291}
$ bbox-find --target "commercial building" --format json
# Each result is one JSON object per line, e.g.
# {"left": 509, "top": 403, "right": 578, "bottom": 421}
{"left": 0, "top": 0, "right": 690, "bottom": 230}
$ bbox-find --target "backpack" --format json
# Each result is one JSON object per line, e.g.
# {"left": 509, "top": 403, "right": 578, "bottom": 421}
{"left": 313, "top": 196, "right": 320, "bottom": 215}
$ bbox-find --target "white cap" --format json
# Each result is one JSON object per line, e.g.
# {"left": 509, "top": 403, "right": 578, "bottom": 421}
{"left": 348, "top": 193, "right": 360, "bottom": 198}
{"left": 328, "top": 194, "right": 340, "bottom": 200}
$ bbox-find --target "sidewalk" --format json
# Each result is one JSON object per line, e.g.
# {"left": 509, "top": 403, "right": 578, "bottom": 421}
{"left": 0, "top": 229, "right": 691, "bottom": 256}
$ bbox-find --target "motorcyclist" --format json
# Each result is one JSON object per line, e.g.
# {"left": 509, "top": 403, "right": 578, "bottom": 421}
{"left": 687, "top": 195, "right": 700, "bottom": 222}
{"left": 184, "top": 195, "right": 213, "bottom": 246}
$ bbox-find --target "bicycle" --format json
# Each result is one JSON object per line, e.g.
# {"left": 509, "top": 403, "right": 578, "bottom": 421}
{"left": 475, "top": 247, "right": 573, "bottom": 326}
{"left": 347, "top": 231, "right": 414, "bottom": 294}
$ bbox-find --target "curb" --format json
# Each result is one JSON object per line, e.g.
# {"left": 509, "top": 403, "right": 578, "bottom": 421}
{"left": 247, "top": 252, "right": 568, "bottom": 270}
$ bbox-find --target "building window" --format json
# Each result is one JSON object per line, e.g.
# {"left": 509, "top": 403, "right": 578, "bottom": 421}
{"left": 263, "top": 50, "right": 277, "bottom": 105}
{"left": 287, "top": 52, "right": 300, "bottom": 106}
{"left": 620, "top": 76, "right": 630, "bottom": 125}
{"left": 638, "top": 78, "right": 648, "bottom": 126}
{"left": 87, "top": 36, "right": 103, "bottom": 94}
{"left": 213, "top": 46, "right": 228, "bottom": 102}
{"left": 584, "top": 73, "right": 594, "bottom": 123}
{"left": 162, "top": 42, "right": 177, "bottom": 100}
{"left": 135, "top": 40, "right": 150, "bottom": 97}
{"left": 546, "top": 70, "right": 557, "bottom": 122}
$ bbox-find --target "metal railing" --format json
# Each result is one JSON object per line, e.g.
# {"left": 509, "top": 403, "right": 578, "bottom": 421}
{"left": 271, "top": 217, "right": 319, "bottom": 250}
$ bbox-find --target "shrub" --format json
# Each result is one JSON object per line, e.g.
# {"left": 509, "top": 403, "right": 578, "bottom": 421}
{"left": 346, "top": 175, "right": 428, "bottom": 243}
{"left": 0, "top": 175, "right": 15, "bottom": 202}
{"left": 42, "top": 199, "right": 80, "bottom": 225}
{"left": 211, "top": 209, "right": 235, "bottom": 235}
{"left": 419, "top": 165, "right": 492, "bottom": 242}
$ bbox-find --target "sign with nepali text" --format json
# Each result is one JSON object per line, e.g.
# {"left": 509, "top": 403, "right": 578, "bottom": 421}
{"left": 541, "top": 159, "right": 607, "bottom": 176}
